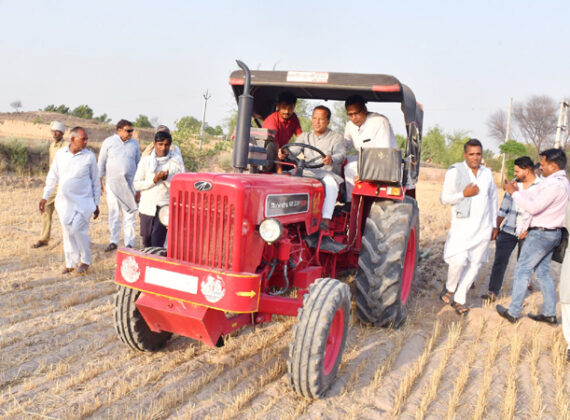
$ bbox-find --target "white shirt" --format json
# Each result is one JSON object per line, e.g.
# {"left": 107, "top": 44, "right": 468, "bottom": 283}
{"left": 133, "top": 151, "right": 184, "bottom": 217}
{"left": 344, "top": 112, "right": 397, "bottom": 150}
{"left": 440, "top": 162, "right": 498, "bottom": 260}
{"left": 43, "top": 146, "right": 101, "bottom": 225}
{"left": 98, "top": 134, "right": 141, "bottom": 184}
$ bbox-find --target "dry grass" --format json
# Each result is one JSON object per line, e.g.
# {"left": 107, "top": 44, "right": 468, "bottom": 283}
{"left": 1, "top": 177, "right": 568, "bottom": 419}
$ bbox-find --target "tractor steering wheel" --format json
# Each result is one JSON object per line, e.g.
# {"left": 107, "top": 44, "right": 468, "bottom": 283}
{"left": 281, "top": 143, "right": 327, "bottom": 169}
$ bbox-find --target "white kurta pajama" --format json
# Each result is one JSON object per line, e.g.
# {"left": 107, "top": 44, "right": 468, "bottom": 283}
{"left": 98, "top": 134, "right": 140, "bottom": 247}
{"left": 42, "top": 146, "right": 101, "bottom": 268}
{"left": 343, "top": 112, "right": 397, "bottom": 201}
{"left": 441, "top": 162, "right": 498, "bottom": 305}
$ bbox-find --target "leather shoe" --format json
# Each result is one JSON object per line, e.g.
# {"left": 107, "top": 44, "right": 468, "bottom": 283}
{"left": 496, "top": 304, "right": 518, "bottom": 323}
{"left": 528, "top": 313, "right": 557, "bottom": 325}
{"left": 104, "top": 243, "right": 118, "bottom": 252}
{"left": 61, "top": 267, "right": 74, "bottom": 274}
{"left": 77, "top": 263, "right": 89, "bottom": 274}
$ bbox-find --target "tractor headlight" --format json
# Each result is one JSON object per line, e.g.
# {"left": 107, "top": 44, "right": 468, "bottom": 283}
{"left": 259, "top": 218, "right": 283, "bottom": 244}
{"left": 158, "top": 205, "right": 169, "bottom": 227}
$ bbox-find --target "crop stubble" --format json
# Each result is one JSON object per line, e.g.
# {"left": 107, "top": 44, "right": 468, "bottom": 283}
{"left": 0, "top": 176, "right": 568, "bottom": 419}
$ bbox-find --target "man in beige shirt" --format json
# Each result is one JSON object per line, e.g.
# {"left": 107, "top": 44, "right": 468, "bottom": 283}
{"left": 32, "top": 121, "right": 68, "bottom": 248}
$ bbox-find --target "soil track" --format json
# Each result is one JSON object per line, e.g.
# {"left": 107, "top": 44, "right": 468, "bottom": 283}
{"left": 1, "top": 177, "right": 569, "bottom": 419}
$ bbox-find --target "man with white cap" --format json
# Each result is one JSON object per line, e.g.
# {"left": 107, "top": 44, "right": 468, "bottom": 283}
{"left": 40, "top": 127, "right": 100, "bottom": 274}
{"left": 32, "top": 121, "right": 68, "bottom": 248}
{"left": 98, "top": 119, "right": 141, "bottom": 251}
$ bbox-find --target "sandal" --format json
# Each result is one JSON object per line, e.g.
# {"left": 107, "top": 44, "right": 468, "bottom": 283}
{"left": 452, "top": 302, "right": 470, "bottom": 316}
{"left": 439, "top": 288, "right": 454, "bottom": 305}
{"left": 31, "top": 240, "right": 48, "bottom": 249}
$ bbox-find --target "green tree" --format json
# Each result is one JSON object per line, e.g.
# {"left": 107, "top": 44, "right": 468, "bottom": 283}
{"left": 499, "top": 140, "right": 529, "bottom": 179}
{"left": 294, "top": 99, "right": 312, "bottom": 133}
{"left": 420, "top": 126, "right": 446, "bottom": 164}
{"left": 134, "top": 114, "right": 153, "bottom": 128}
{"left": 71, "top": 104, "right": 94, "bottom": 119}
{"left": 205, "top": 125, "right": 223, "bottom": 136}
{"left": 443, "top": 130, "right": 470, "bottom": 166}
{"left": 43, "top": 104, "right": 70, "bottom": 114}
{"left": 94, "top": 113, "right": 112, "bottom": 123}
{"left": 175, "top": 115, "right": 201, "bottom": 138}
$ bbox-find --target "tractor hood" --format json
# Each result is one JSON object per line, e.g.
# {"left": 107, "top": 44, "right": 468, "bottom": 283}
{"left": 170, "top": 172, "right": 325, "bottom": 232}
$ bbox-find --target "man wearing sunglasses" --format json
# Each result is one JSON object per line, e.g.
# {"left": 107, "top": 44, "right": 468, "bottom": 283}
{"left": 98, "top": 119, "right": 141, "bottom": 251}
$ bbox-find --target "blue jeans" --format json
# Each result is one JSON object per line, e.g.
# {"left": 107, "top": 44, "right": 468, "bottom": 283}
{"left": 508, "top": 229, "right": 561, "bottom": 318}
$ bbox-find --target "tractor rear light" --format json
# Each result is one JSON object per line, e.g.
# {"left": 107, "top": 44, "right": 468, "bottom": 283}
{"left": 259, "top": 218, "right": 283, "bottom": 244}
{"left": 158, "top": 205, "right": 169, "bottom": 227}
{"left": 386, "top": 187, "right": 402, "bottom": 196}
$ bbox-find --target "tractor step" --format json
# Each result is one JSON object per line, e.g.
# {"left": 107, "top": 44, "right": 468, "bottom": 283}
{"left": 304, "top": 233, "right": 348, "bottom": 254}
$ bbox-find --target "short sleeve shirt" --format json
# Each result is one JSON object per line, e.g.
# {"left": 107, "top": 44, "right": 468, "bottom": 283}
{"left": 262, "top": 112, "right": 302, "bottom": 148}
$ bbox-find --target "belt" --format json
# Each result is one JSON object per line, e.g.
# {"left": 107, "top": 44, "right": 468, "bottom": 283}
{"left": 528, "top": 227, "right": 560, "bottom": 232}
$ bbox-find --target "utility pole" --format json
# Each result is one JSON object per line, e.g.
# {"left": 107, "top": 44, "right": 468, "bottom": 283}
{"left": 500, "top": 97, "right": 513, "bottom": 184}
{"left": 199, "top": 90, "right": 211, "bottom": 150}
{"left": 554, "top": 100, "right": 569, "bottom": 149}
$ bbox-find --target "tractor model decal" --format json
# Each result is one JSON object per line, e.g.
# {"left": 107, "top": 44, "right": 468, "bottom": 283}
{"left": 265, "top": 193, "right": 309, "bottom": 217}
{"left": 145, "top": 266, "right": 199, "bottom": 295}
{"left": 200, "top": 274, "right": 226, "bottom": 303}
{"left": 120, "top": 256, "right": 140, "bottom": 283}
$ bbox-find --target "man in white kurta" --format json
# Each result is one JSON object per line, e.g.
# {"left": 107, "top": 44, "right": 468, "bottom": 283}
{"left": 40, "top": 127, "right": 101, "bottom": 274}
{"left": 98, "top": 119, "right": 141, "bottom": 250}
{"left": 134, "top": 131, "right": 184, "bottom": 247}
{"left": 343, "top": 95, "right": 397, "bottom": 201}
{"left": 440, "top": 139, "right": 498, "bottom": 311}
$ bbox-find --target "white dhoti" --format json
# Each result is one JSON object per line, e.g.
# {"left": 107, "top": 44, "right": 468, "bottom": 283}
{"left": 445, "top": 240, "right": 489, "bottom": 305}
{"left": 321, "top": 175, "right": 339, "bottom": 219}
{"left": 106, "top": 185, "right": 137, "bottom": 247}
{"left": 61, "top": 212, "right": 92, "bottom": 268}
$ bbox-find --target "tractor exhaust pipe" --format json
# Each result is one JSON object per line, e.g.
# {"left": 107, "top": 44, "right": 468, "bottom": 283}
{"left": 233, "top": 60, "right": 253, "bottom": 172}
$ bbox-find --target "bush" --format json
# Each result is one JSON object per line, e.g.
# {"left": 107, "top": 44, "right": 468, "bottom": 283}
{"left": 0, "top": 138, "right": 29, "bottom": 174}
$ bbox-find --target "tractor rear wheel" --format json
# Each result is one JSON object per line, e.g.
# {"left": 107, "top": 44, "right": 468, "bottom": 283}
{"left": 355, "top": 197, "right": 419, "bottom": 328}
{"left": 113, "top": 247, "right": 172, "bottom": 351}
{"left": 288, "top": 277, "right": 351, "bottom": 398}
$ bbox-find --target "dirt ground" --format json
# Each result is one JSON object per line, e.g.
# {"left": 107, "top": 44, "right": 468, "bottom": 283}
{"left": 1, "top": 174, "right": 569, "bottom": 419}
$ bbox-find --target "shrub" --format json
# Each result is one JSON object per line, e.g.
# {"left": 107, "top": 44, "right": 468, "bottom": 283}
{"left": 0, "top": 138, "right": 29, "bottom": 174}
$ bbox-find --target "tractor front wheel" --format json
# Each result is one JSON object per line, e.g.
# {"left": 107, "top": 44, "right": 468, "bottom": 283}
{"left": 355, "top": 197, "right": 419, "bottom": 328}
{"left": 288, "top": 277, "right": 351, "bottom": 398}
{"left": 113, "top": 247, "right": 172, "bottom": 351}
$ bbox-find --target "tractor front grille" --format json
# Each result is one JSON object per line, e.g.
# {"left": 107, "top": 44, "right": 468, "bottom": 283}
{"left": 169, "top": 190, "right": 236, "bottom": 270}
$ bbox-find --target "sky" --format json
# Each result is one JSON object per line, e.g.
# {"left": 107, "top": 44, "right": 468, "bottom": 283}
{"left": 1, "top": 0, "right": 569, "bottom": 151}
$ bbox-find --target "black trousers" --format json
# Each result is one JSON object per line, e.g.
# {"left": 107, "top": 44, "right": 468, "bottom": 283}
{"left": 140, "top": 213, "right": 167, "bottom": 248}
{"left": 488, "top": 230, "right": 522, "bottom": 295}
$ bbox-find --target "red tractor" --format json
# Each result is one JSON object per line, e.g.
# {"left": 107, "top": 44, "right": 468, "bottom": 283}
{"left": 113, "top": 60, "right": 423, "bottom": 398}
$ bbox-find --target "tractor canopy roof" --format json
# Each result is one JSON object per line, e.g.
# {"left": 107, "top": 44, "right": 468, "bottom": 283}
{"left": 229, "top": 70, "right": 423, "bottom": 134}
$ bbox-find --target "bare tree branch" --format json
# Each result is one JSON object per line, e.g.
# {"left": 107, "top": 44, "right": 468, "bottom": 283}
{"left": 487, "top": 109, "right": 507, "bottom": 144}
{"left": 513, "top": 95, "right": 557, "bottom": 153}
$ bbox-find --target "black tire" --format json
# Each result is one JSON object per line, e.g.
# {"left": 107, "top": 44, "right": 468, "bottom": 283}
{"left": 113, "top": 247, "right": 171, "bottom": 351}
{"left": 288, "top": 277, "right": 351, "bottom": 398}
{"left": 355, "top": 197, "right": 419, "bottom": 328}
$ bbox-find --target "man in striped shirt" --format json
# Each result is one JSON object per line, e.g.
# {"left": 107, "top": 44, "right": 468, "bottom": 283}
{"left": 482, "top": 156, "right": 539, "bottom": 302}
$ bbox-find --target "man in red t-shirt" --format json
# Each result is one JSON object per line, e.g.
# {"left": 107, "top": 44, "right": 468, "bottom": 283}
{"left": 262, "top": 91, "right": 302, "bottom": 173}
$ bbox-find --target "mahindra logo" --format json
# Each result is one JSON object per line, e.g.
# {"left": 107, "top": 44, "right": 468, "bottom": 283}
{"left": 194, "top": 181, "right": 213, "bottom": 191}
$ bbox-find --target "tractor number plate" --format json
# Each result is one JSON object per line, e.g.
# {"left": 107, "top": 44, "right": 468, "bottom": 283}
{"left": 145, "top": 266, "right": 198, "bottom": 294}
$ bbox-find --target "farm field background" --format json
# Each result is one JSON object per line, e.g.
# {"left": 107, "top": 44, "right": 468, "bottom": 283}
{"left": 1, "top": 173, "right": 569, "bottom": 419}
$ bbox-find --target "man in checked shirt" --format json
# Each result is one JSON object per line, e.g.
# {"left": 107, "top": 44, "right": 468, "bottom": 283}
{"left": 481, "top": 156, "right": 539, "bottom": 302}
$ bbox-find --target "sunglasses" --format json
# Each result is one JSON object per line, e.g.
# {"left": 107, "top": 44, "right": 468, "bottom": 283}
{"left": 124, "top": 129, "right": 134, "bottom": 133}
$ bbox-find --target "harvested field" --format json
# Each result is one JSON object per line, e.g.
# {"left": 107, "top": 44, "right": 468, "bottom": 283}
{"left": 1, "top": 174, "right": 569, "bottom": 419}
